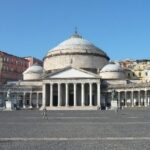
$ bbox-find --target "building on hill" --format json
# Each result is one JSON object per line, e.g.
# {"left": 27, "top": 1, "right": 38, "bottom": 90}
{"left": 24, "top": 56, "right": 43, "bottom": 67}
{"left": 119, "top": 59, "right": 150, "bottom": 81}
{"left": 0, "top": 51, "right": 43, "bottom": 85}
{"left": 0, "top": 51, "right": 29, "bottom": 85}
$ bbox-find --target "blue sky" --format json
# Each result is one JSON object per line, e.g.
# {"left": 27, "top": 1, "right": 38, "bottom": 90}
{"left": 0, "top": 0, "right": 150, "bottom": 61}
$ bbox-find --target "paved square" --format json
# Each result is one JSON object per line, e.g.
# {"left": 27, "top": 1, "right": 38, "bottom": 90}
{"left": 0, "top": 108, "right": 150, "bottom": 150}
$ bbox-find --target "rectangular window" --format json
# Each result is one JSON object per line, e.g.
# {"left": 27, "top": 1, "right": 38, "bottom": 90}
{"left": 145, "top": 72, "right": 148, "bottom": 76}
{"left": 128, "top": 73, "right": 130, "bottom": 77}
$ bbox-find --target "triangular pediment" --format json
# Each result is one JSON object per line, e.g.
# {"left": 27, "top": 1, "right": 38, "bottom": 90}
{"left": 46, "top": 67, "right": 99, "bottom": 79}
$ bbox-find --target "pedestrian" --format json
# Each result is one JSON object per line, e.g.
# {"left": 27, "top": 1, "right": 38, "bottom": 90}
{"left": 42, "top": 107, "right": 48, "bottom": 119}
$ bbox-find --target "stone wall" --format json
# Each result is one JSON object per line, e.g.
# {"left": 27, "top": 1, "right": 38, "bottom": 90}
{"left": 44, "top": 54, "right": 108, "bottom": 71}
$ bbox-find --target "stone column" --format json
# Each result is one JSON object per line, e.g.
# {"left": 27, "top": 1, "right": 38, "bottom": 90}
{"left": 148, "top": 93, "right": 150, "bottom": 106}
{"left": 16, "top": 92, "right": 19, "bottom": 108}
{"left": 29, "top": 92, "right": 32, "bottom": 108}
{"left": 147, "top": 89, "right": 150, "bottom": 106}
{"left": 97, "top": 82, "right": 100, "bottom": 107}
{"left": 65, "top": 83, "right": 69, "bottom": 106}
{"left": 50, "top": 84, "right": 53, "bottom": 107}
{"left": 36, "top": 93, "right": 39, "bottom": 108}
{"left": 117, "top": 91, "right": 120, "bottom": 108}
{"left": 81, "top": 83, "right": 85, "bottom": 106}
{"left": 124, "top": 91, "right": 127, "bottom": 107}
{"left": 74, "top": 83, "right": 77, "bottom": 106}
{"left": 89, "top": 83, "right": 92, "bottom": 106}
{"left": 131, "top": 91, "right": 134, "bottom": 107}
{"left": 1, "top": 93, "right": 4, "bottom": 107}
{"left": 58, "top": 83, "right": 61, "bottom": 107}
{"left": 23, "top": 92, "right": 26, "bottom": 108}
{"left": 42, "top": 84, "right": 46, "bottom": 108}
{"left": 145, "top": 90, "right": 147, "bottom": 107}
{"left": 138, "top": 91, "right": 141, "bottom": 107}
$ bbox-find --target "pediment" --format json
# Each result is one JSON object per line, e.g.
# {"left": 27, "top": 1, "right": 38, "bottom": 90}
{"left": 47, "top": 67, "right": 99, "bottom": 79}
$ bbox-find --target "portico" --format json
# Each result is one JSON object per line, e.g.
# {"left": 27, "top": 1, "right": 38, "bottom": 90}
{"left": 42, "top": 67, "right": 101, "bottom": 110}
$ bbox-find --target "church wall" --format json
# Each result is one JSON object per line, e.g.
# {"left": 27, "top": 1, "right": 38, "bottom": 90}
{"left": 19, "top": 81, "right": 42, "bottom": 86}
{"left": 100, "top": 72, "right": 125, "bottom": 80}
{"left": 23, "top": 73, "right": 42, "bottom": 80}
{"left": 44, "top": 55, "right": 108, "bottom": 71}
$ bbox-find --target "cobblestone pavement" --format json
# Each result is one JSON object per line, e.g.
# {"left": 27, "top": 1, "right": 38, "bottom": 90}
{"left": 0, "top": 108, "right": 150, "bottom": 149}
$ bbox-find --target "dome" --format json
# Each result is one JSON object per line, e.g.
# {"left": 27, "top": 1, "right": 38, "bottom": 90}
{"left": 44, "top": 33, "right": 109, "bottom": 72}
{"left": 23, "top": 65, "right": 43, "bottom": 74}
{"left": 100, "top": 63, "right": 125, "bottom": 79}
{"left": 100, "top": 63, "right": 123, "bottom": 72}
{"left": 47, "top": 33, "right": 107, "bottom": 56}
{"left": 23, "top": 64, "right": 43, "bottom": 80}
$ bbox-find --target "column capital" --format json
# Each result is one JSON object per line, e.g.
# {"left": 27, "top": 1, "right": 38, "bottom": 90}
{"left": 97, "top": 82, "right": 100, "bottom": 85}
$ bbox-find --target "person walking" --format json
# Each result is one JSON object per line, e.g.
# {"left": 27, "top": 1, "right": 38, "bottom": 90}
{"left": 42, "top": 107, "right": 48, "bottom": 119}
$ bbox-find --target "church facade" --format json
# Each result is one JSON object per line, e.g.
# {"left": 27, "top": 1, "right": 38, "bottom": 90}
{"left": 0, "top": 32, "right": 150, "bottom": 110}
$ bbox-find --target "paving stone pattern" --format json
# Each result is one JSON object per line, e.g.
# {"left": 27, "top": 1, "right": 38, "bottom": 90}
{"left": 0, "top": 108, "right": 150, "bottom": 150}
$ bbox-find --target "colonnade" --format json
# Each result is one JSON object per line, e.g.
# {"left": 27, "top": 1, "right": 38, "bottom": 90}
{"left": 107, "top": 89, "right": 150, "bottom": 107}
{"left": 42, "top": 81, "right": 101, "bottom": 108}
{"left": 22, "top": 92, "right": 42, "bottom": 108}
{"left": 0, "top": 92, "right": 42, "bottom": 108}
